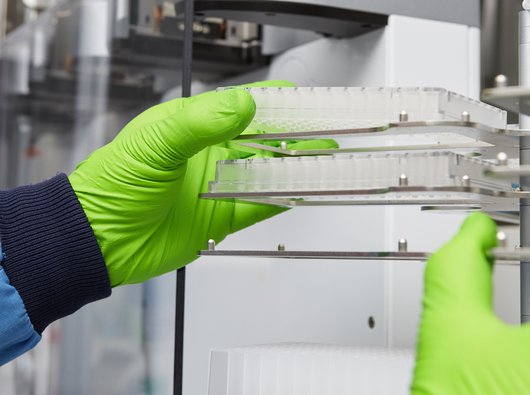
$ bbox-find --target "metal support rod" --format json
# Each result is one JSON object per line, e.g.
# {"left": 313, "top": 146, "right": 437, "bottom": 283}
{"left": 174, "top": 0, "right": 194, "bottom": 393}
{"left": 0, "top": 0, "right": 7, "bottom": 39}
{"left": 198, "top": 248, "right": 526, "bottom": 264}
{"left": 520, "top": 7, "right": 530, "bottom": 324}
{"left": 181, "top": 0, "right": 194, "bottom": 98}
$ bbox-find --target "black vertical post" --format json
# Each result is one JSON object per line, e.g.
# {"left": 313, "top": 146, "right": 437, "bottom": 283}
{"left": 174, "top": 0, "right": 194, "bottom": 394}
{"left": 173, "top": 267, "right": 186, "bottom": 395}
{"left": 181, "top": 0, "right": 194, "bottom": 98}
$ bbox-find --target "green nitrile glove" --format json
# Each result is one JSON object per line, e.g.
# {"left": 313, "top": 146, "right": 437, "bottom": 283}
{"left": 412, "top": 212, "right": 530, "bottom": 394}
{"left": 69, "top": 81, "right": 337, "bottom": 286}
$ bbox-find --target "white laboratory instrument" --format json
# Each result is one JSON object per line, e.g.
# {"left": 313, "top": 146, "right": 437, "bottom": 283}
{"left": 176, "top": 2, "right": 513, "bottom": 395}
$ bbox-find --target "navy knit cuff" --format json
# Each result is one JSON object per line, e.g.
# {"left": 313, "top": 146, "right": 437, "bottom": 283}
{"left": 0, "top": 174, "right": 111, "bottom": 333}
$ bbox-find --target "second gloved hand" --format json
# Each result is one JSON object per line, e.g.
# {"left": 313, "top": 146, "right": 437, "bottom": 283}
{"left": 412, "top": 213, "right": 530, "bottom": 394}
{"left": 69, "top": 82, "right": 336, "bottom": 286}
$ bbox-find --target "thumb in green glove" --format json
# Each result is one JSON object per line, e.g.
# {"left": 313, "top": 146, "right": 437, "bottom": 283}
{"left": 69, "top": 81, "right": 337, "bottom": 286}
{"left": 412, "top": 212, "right": 530, "bottom": 394}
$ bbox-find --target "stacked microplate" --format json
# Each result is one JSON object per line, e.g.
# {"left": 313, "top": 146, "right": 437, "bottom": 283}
{"left": 247, "top": 87, "right": 507, "bottom": 131}
{"left": 204, "top": 87, "right": 525, "bottom": 209}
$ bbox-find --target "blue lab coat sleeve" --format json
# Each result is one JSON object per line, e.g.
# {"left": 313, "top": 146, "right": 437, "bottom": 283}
{"left": 0, "top": 243, "right": 40, "bottom": 365}
{"left": 0, "top": 174, "right": 111, "bottom": 365}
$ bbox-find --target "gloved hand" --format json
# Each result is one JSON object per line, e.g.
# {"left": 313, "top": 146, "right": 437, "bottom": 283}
{"left": 69, "top": 81, "right": 337, "bottom": 286}
{"left": 412, "top": 212, "right": 530, "bottom": 394}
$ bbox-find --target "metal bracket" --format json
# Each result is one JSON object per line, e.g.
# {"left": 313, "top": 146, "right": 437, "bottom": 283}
{"left": 233, "top": 121, "right": 526, "bottom": 159}
{"left": 198, "top": 248, "right": 525, "bottom": 265}
{"left": 201, "top": 186, "right": 529, "bottom": 210}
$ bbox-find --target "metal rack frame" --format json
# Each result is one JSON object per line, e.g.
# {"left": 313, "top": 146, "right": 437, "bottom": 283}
{"left": 481, "top": 5, "right": 530, "bottom": 323}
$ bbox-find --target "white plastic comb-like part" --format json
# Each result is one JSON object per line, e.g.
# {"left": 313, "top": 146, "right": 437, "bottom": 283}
{"left": 208, "top": 343, "right": 414, "bottom": 395}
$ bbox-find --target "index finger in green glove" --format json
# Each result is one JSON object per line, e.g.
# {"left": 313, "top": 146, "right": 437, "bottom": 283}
{"left": 113, "top": 89, "right": 256, "bottom": 169}
{"left": 237, "top": 80, "right": 296, "bottom": 88}
{"left": 113, "top": 80, "right": 296, "bottom": 168}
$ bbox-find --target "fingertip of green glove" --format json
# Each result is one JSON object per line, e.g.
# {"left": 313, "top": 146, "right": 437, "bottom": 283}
{"left": 424, "top": 212, "right": 497, "bottom": 311}
{"left": 177, "top": 89, "right": 257, "bottom": 156}
{"left": 286, "top": 139, "right": 339, "bottom": 151}
{"left": 238, "top": 80, "right": 297, "bottom": 88}
{"left": 431, "top": 212, "right": 498, "bottom": 266}
{"left": 457, "top": 212, "right": 498, "bottom": 251}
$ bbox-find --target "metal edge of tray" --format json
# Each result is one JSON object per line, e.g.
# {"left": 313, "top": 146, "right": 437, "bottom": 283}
{"left": 234, "top": 121, "right": 528, "bottom": 145}
{"left": 199, "top": 250, "right": 429, "bottom": 260}
{"left": 198, "top": 248, "right": 524, "bottom": 264}
{"left": 211, "top": 198, "right": 518, "bottom": 209}
{"left": 235, "top": 141, "right": 496, "bottom": 156}
{"left": 201, "top": 186, "right": 530, "bottom": 200}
